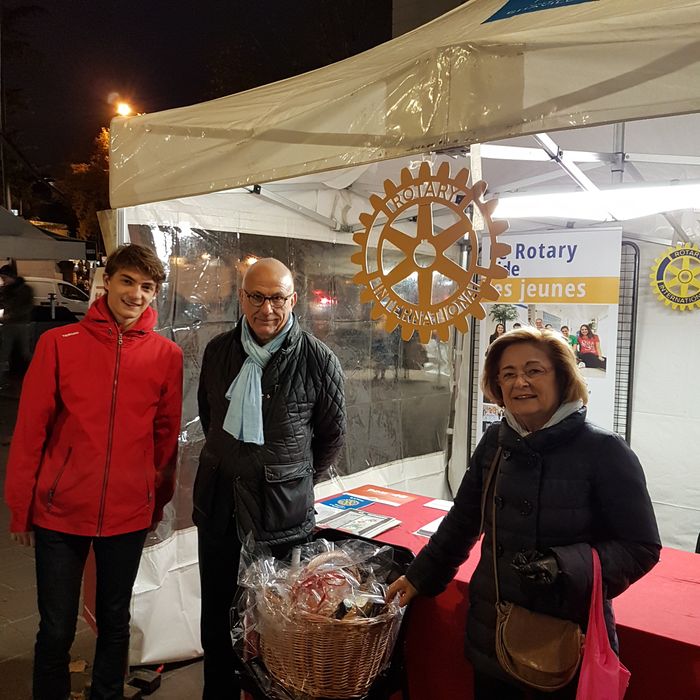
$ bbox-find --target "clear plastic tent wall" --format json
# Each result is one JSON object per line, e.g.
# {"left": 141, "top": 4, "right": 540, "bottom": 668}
{"left": 111, "top": 0, "right": 700, "bottom": 209}
{"left": 126, "top": 189, "right": 453, "bottom": 538}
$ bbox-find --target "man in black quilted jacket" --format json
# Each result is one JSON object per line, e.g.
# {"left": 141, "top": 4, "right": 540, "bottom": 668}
{"left": 194, "top": 257, "right": 346, "bottom": 699}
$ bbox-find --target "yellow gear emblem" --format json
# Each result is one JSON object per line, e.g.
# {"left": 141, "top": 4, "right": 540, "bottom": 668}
{"left": 650, "top": 243, "right": 700, "bottom": 311}
{"left": 351, "top": 162, "right": 511, "bottom": 343}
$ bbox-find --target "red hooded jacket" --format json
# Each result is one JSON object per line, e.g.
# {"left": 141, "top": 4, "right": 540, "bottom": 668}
{"left": 4, "top": 295, "right": 183, "bottom": 536}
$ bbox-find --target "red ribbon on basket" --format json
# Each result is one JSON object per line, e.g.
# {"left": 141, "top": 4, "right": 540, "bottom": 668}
{"left": 291, "top": 570, "right": 353, "bottom": 616}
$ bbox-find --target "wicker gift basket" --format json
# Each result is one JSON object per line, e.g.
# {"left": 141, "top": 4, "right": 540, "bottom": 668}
{"left": 235, "top": 537, "right": 406, "bottom": 700}
{"left": 258, "top": 599, "right": 399, "bottom": 698}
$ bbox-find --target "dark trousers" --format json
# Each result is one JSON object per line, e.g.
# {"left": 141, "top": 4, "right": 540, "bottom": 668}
{"left": 33, "top": 526, "right": 148, "bottom": 700}
{"left": 578, "top": 352, "right": 606, "bottom": 370}
{"left": 0, "top": 323, "right": 31, "bottom": 374}
{"left": 474, "top": 671, "right": 578, "bottom": 700}
{"left": 197, "top": 521, "right": 298, "bottom": 700}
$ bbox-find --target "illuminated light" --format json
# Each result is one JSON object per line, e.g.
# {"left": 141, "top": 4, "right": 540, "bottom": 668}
{"left": 116, "top": 102, "right": 132, "bottom": 117}
{"left": 493, "top": 192, "right": 612, "bottom": 221}
{"left": 312, "top": 289, "right": 337, "bottom": 306}
{"left": 201, "top": 253, "right": 211, "bottom": 260}
{"left": 244, "top": 256, "right": 258, "bottom": 266}
{"left": 480, "top": 144, "right": 551, "bottom": 162}
{"left": 491, "top": 181, "right": 700, "bottom": 221}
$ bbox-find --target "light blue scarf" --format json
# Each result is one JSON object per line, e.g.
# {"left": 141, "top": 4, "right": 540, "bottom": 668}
{"left": 223, "top": 314, "right": 294, "bottom": 444}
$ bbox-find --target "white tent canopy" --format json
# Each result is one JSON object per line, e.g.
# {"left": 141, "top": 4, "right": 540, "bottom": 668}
{"left": 111, "top": 0, "right": 700, "bottom": 209}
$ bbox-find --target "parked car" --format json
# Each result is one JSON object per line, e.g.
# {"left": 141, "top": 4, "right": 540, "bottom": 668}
{"left": 25, "top": 277, "right": 90, "bottom": 317}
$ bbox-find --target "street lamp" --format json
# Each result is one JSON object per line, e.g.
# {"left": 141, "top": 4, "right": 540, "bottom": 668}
{"left": 116, "top": 102, "right": 132, "bottom": 117}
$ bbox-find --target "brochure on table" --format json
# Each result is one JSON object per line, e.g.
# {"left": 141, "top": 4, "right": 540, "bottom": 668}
{"left": 344, "top": 484, "right": 418, "bottom": 507}
{"left": 320, "top": 494, "right": 375, "bottom": 510}
{"left": 423, "top": 499, "right": 452, "bottom": 511}
{"left": 414, "top": 516, "right": 445, "bottom": 538}
{"left": 318, "top": 508, "right": 401, "bottom": 538}
{"left": 315, "top": 489, "right": 402, "bottom": 537}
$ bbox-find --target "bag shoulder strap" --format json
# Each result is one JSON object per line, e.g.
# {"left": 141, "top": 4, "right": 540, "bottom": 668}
{"left": 489, "top": 449, "right": 503, "bottom": 604}
{"left": 479, "top": 447, "right": 502, "bottom": 536}
{"left": 588, "top": 547, "right": 602, "bottom": 624}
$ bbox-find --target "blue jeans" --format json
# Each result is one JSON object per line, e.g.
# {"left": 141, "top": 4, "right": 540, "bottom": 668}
{"left": 33, "top": 526, "right": 148, "bottom": 700}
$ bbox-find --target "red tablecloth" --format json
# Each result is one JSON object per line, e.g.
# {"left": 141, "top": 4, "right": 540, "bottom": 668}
{"left": 347, "top": 489, "right": 700, "bottom": 700}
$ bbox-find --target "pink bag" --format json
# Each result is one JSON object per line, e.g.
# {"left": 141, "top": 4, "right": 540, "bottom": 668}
{"left": 576, "top": 549, "right": 631, "bottom": 700}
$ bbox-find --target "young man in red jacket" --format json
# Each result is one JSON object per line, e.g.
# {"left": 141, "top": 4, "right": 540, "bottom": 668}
{"left": 4, "top": 244, "right": 183, "bottom": 700}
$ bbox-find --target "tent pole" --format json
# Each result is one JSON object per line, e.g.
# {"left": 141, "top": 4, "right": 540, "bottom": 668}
{"left": 612, "top": 123, "right": 626, "bottom": 185}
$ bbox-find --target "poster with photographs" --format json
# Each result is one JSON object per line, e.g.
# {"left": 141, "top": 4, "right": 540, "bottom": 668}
{"left": 478, "top": 227, "right": 622, "bottom": 437}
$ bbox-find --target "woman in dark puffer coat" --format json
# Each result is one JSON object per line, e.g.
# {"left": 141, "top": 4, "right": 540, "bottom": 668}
{"left": 388, "top": 327, "right": 660, "bottom": 699}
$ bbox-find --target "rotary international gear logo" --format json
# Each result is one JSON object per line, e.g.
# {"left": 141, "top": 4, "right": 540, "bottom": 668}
{"left": 334, "top": 496, "right": 364, "bottom": 508}
{"left": 650, "top": 243, "right": 700, "bottom": 311}
{"left": 352, "top": 162, "right": 511, "bottom": 343}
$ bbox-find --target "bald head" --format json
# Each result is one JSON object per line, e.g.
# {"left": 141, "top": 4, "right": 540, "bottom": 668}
{"left": 242, "top": 258, "right": 294, "bottom": 292}
{"left": 240, "top": 258, "right": 297, "bottom": 344}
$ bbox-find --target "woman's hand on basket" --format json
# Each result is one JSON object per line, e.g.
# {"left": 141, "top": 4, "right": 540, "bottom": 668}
{"left": 386, "top": 575, "right": 418, "bottom": 607}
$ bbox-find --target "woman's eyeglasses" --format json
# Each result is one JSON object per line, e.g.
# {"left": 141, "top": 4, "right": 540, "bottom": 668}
{"left": 243, "top": 290, "right": 293, "bottom": 308}
{"left": 498, "top": 366, "right": 551, "bottom": 384}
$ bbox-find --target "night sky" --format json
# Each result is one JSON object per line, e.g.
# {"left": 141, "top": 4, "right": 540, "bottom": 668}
{"left": 6, "top": 0, "right": 392, "bottom": 172}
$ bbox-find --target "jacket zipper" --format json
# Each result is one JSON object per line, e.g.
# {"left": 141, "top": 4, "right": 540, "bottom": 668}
{"left": 47, "top": 447, "right": 73, "bottom": 510}
{"left": 97, "top": 329, "right": 123, "bottom": 534}
{"left": 144, "top": 469, "right": 152, "bottom": 505}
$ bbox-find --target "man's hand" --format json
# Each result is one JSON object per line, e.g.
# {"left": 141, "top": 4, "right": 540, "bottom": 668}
{"left": 10, "top": 531, "right": 34, "bottom": 547}
{"left": 386, "top": 575, "right": 418, "bottom": 607}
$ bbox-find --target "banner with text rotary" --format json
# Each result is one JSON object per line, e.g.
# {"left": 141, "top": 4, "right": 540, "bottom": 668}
{"left": 478, "top": 227, "right": 622, "bottom": 436}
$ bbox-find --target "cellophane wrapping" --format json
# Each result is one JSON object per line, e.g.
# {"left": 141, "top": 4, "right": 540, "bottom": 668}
{"left": 232, "top": 537, "right": 406, "bottom": 699}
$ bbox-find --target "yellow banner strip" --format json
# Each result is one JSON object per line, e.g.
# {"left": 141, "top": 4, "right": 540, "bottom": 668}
{"left": 493, "top": 277, "right": 620, "bottom": 304}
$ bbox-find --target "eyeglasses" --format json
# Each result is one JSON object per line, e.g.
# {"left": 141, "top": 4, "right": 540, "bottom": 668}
{"left": 243, "top": 290, "right": 293, "bottom": 308}
{"left": 498, "top": 366, "right": 552, "bottom": 384}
